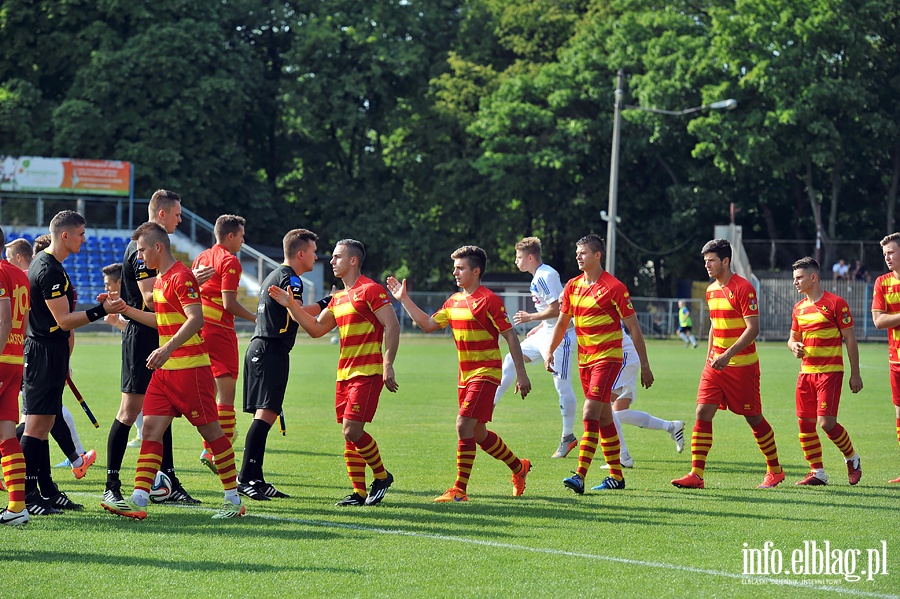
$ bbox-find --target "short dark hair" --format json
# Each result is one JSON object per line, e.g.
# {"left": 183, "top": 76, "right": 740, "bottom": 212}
{"left": 32, "top": 234, "right": 51, "bottom": 254}
{"left": 148, "top": 189, "right": 181, "bottom": 216}
{"left": 791, "top": 256, "right": 819, "bottom": 273}
{"left": 214, "top": 214, "right": 246, "bottom": 240}
{"left": 102, "top": 263, "right": 123, "bottom": 280}
{"left": 336, "top": 239, "right": 366, "bottom": 266}
{"left": 132, "top": 221, "right": 170, "bottom": 250}
{"left": 5, "top": 238, "right": 31, "bottom": 259}
{"left": 576, "top": 234, "right": 605, "bottom": 255}
{"left": 283, "top": 229, "right": 318, "bottom": 258}
{"left": 451, "top": 245, "right": 487, "bottom": 277}
{"left": 701, "top": 238, "right": 732, "bottom": 261}
{"left": 881, "top": 233, "right": 900, "bottom": 247}
{"left": 49, "top": 210, "right": 86, "bottom": 236}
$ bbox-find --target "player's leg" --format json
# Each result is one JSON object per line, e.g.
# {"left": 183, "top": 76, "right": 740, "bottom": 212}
{"left": 548, "top": 330, "right": 578, "bottom": 458}
{"left": 341, "top": 377, "right": 392, "bottom": 506}
{"left": 200, "top": 326, "right": 240, "bottom": 471}
{"left": 469, "top": 382, "right": 530, "bottom": 497}
{"left": 815, "top": 373, "right": 860, "bottom": 484}
{"left": 795, "top": 374, "right": 826, "bottom": 485}
{"left": 888, "top": 364, "right": 900, "bottom": 483}
{"left": 614, "top": 395, "right": 685, "bottom": 453}
{"left": 672, "top": 368, "right": 720, "bottom": 489}
{"left": 128, "top": 411, "right": 144, "bottom": 448}
{"left": 0, "top": 369, "right": 28, "bottom": 524}
{"left": 564, "top": 362, "right": 617, "bottom": 493}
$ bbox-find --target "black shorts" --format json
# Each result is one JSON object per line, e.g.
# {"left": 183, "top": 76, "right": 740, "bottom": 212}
{"left": 243, "top": 338, "right": 290, "bottom": 414}
{"left": 121, "top": 320, "right": 159, "bottom": 394}
{"left": 678, "top": 326, "right": 693, "bottom": 334}
{"left": 22, "top": 337, "right": 69, "bottom": 415}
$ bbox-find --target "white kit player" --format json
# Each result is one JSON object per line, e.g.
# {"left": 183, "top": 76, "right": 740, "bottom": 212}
{"left": 493, "top": 237, "right": 579, "bottom": 457}
{"left": 598, "top": 329, "right": 684, "bottom": 474}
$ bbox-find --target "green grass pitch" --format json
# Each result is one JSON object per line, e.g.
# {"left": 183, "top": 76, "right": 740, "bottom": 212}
{"left": 5, "top": 335, "right": 899, "bottom": 598}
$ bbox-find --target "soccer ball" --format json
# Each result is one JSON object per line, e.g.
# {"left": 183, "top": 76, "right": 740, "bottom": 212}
{"left": 149, "top": 471, "right": 172, "bottom": 504}
{"left": 330, "top": 335, "right": 339, "bottom": 344}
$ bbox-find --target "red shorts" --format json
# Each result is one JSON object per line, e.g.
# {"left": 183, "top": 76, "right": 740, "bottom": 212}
{"left": 0, "top": 363, "right": 22, "bottom": 422}
{"left": 796, "top": 372, "right": 842, "bottom": 418}
{"left": 891, "top": 363, "right": 900, "bottom": 407}
{"left": 697, "top": 362, "right": 762, "bottom": 416}
{"left": 458, "top": 380, "right": 498, "bottom": 422}
{"left": 579, "top": 361, "right": 621, "bottom": 403}
{"left": 335, "top": 375, "right": 383, "bottom": 423}
{"left": 202, "top": 324, "right": 239, "bottom": 379}
{"left": 144, "top": 367, "right": 218, "bottom": 426}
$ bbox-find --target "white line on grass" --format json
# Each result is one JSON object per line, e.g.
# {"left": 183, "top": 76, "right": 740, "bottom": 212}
{"left": 78, "top": 493, "right": 896, "bottom": 598}
{"left": 247, "top": 512, "right": 898, "bottom": 598}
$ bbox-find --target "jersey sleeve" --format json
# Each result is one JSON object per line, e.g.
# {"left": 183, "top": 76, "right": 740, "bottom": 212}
{"left": 535, "top": 269, "right": 564, "bottom": 306}
{"left": 610, "top": 281, "right": 636, "bottom": 319}
{"left": 835, "top": 296, "right": 854, "bottom": 330}
{"left": 365, "top": 281, "right": 393, "bottom": 314}
{"left": 39, "top": 264, "right": 69, "bottom": 301}
{"left": 737, "top": 282, "right": 760, "bottom": 317}
{"left": 432, "top": 299, "right": 451, "bottom": 330}
{"left": 131, "top": 250, "right": 157, "bottom": 283}
{"left": 287, "top": 273, "right": 304, "bottom": 302}
{"left": 0, "top": 268, "right": 11, "bottom": 302}
{"left": 485, "top": 293, "right": 513, "bottom": 334}
{"left": 791, "top": 302, "right": 801, "bottom": 333}
{"left": 219, "top": 253, "right": 242, "bottom": 293}
{"left": 559, "top": 280, "right": 575, "bottom": 316}
{"left": 174, "top": 270, "right": 202, "bottom": 308}
{"left": 872, "top": 277, "right": 886, "bottom": 311}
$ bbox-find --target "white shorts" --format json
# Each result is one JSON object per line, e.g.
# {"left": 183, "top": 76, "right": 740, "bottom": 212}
{"left": 612, "top": 348, "right": 639, "bottom": 401}
{"left": 521, "top": 326, "right": 574, "bottom": 381}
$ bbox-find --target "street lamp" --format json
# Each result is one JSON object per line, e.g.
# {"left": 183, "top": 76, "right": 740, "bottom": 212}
{"left": 604, "top": 70, "right": 737, "bottom": 276}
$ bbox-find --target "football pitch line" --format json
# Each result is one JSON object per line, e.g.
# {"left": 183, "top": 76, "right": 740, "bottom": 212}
{"left": 72, "top": 493, "right": 896, "bottom": 598}
{"left": 245, "top": 512, "right": 898, "bottom": 598}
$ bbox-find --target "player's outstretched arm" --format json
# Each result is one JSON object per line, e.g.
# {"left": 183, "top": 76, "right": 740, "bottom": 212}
{"left": 268, "top": 285, "right": 336, "bottom": 338}
{"left": 500, "top": 328, "right": 531, "bottom": 399}
{"left": 386, "top": 276, "right": 440, "bottom": 333}
{"left": 872, "top": 310, "right": 900, "bottom": 330}
{"left": 46, "top": 292, "right": 126, "bottom": 331}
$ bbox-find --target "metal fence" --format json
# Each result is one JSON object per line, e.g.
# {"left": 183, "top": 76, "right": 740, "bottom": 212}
{"left": 398, "top": 284, "right": 883, "bottom": 343}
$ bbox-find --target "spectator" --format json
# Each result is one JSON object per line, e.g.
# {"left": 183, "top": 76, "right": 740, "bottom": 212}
{"left": 851, "top": 260, "right": 870, "bottom": 283}
{"left": 832, "top": 259, "right": 849, "bottom": 281}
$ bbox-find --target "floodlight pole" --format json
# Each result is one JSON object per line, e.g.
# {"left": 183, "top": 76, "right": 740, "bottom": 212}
{"left": 604, "top": 72, "right": 737, "bottom": 277}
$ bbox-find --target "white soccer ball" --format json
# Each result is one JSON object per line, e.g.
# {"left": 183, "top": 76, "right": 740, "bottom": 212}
{"left": 149, "top": 471, "right": 173, "bottom": 504}
{"left": 330, "top": 335, "right": 339, "bottom": 344}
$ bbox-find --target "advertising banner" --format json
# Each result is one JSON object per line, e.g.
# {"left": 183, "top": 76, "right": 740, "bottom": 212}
{"left": 0, "top": 156, "right": 132, "bottom": 196}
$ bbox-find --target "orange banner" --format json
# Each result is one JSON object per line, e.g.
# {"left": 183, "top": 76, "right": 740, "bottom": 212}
{"left": 0, "top": 156, "right": 131, "bottom": 196}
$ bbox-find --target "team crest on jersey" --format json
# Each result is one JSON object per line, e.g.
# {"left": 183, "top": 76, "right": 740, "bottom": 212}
{"left": 842, "top": 315, "right": 851, "bottom": 324}
{"left": 353, "top": 292, "right": 362, "bottom": 302}
{"left": 0, "top": 287, "right": 6, "bottom": 296}
{"left": 471, "top": 300, "right": 478, "bottom": 309}
{"left": 749, "top": 302, "right": 758, "bottom": 311}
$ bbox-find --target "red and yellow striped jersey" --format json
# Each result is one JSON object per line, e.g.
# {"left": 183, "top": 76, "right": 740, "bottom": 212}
{"left": 153, "top": 262, "right": 211, "bottom": 370}
{"left": 0, "top": 260, "right": 29, "bottom": 365}
{"left": 706, "top": 274, "right": 759, "bottom": 367}
{"left": 792, "top": 291, "right": 853, "bottom": 373}
{"left": 432, "top": 285, "right": 511, "bottom": 387}
{"left": 559, "top": 271, "right": 635, "bottom": 366}
{"left": 193, "top": 244, "right": 242, "bottom": 329}
{"left": 329, "top": 275, "right": 392, "bottom": 381}
{"left": 872, "top": 272, "right": 900, "bottom": 363}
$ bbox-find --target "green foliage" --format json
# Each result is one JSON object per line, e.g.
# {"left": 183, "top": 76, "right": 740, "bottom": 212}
{"left": 1, "top": 0, "right": 897, "bottom": 290}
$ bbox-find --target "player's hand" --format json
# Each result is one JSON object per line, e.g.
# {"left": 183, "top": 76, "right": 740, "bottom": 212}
{"left": 849, "top": 373, "right": 863, "bottom": 394}
{"left": 513, "top": 310, "right": 530, "bottom": 325}
{"left": 268, "top": 285, "right": 292, "bottom": 306}
{"left": 383, "top": 364, "right": 399, "bottom": 393}
{"left": 515, "top": 373, "right": 531, "bottom": 399}
{"left": 385, "top": 276, "right": 407, "bottom": 301}
{"left": 544, "top": 354, "right": 556, "bottom": 374}
{"left": 193, "top": 264, "right": 214, "bottom": 285}
{"left": 640, "top": 365, "right": 654, "bottom": 389}
{"left": 104, "top": 313, "right": 119, "bottom": 327}
{"left": 146, "top": 345, "right": 172, "bottom": 370}
{"left": 103, "top": 292, "right": 126, "bottom": 314}
{"left": 708, "top": 351, "right": 730, "bottom": 371}
{"left": 790, "top": 342, "right": 805, "bottom": 359}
